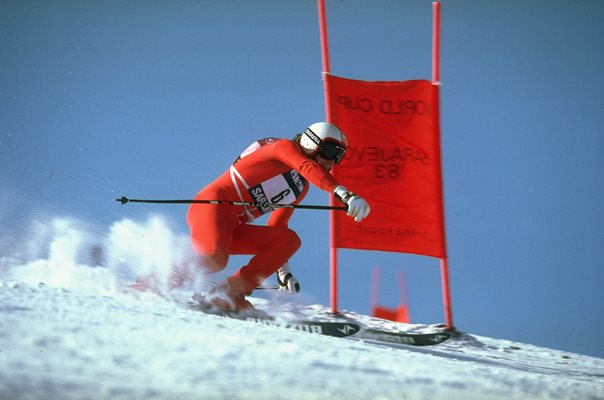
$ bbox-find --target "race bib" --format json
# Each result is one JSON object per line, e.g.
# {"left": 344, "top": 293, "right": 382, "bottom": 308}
{"left": 248, "top": 170, "right": 307, "bottom": 215}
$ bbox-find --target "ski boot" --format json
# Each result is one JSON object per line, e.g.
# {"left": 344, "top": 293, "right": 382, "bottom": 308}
{"left": 204, "top": 275, "right": 255, "bottom": 312}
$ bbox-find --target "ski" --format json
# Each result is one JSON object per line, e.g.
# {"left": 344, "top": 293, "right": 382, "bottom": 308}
{"left": 188, "top": 298, "right": 451, "bottom": 345}
{"left": 188, "top": 300, "right": 361, "bottom": 338}
{"left": 363, "top": 328, "right": 451, "bottom": 346}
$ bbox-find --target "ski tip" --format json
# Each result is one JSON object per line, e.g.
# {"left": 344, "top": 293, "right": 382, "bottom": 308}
{"left": 116, "top": 196, "right": 129, "bottom": 204}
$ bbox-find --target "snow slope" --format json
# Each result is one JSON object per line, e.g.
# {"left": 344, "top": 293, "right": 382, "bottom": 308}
{"left": 1, "top": 264, "right": 603, "bottom": 400}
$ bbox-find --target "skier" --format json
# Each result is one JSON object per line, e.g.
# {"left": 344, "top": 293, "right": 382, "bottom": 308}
{"left": 188, "top": 122, "right": 371, "bottom": 310}
{"left": 132, "top": 122, "right": 370, "bottom": 311}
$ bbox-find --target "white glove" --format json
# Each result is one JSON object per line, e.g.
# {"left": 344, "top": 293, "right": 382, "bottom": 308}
{"left": 276, "top": 263, "right": 300, "bottom": 293}
{"left": 334, "top": 185, "right": 371, "bottom": 222}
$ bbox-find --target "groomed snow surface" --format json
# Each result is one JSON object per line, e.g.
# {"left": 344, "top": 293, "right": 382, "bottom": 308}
{"left": 1, "top": 217, "right": 602, "bottom": 400}
{"left": 1, "top": 266, "right": 603, "bottom": 400}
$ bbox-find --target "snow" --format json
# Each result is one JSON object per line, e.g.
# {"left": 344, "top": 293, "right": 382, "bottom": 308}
{"left": 1, "top": 217, "right": 603, "bottom": 400}
{"left": 1, "top": 266, "right": 603, "bottom": 400}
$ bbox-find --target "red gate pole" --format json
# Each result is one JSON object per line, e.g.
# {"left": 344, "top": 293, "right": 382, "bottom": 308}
{"left": 318, "top": 0, "right": 331, "bottom": 82}
{"left": 317, "top": 0, "right": 339, "bottom": 314}
{"left": 432, "top": 2, "right": 441, "bottom": 85}
{"left": 433, "top": 1, "right": 454, "bottom": 329}
{"left": 441, "top": 258, "right": 454, "bottom": 329}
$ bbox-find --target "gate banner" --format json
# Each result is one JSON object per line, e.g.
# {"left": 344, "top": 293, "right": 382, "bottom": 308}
{"left": 327, "top": 74, "right": 446, "bottom": 258}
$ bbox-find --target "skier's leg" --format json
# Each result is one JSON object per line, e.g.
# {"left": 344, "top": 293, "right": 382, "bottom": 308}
{"left": 207, "top": 224, "right": 301, "bottom": 310}
{"left": 185, "top": 199, "right": 241, "bottom": 278}
{"left": 229, "top": 224, "right": 301, "bottom": 289}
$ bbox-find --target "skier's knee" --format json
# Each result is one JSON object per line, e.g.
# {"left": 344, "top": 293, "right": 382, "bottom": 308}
{"left": 196, "top": 252, "right": 229, "bottom": 273}
{"left": 281, "top": 228, "right": 301, "bottom": 253}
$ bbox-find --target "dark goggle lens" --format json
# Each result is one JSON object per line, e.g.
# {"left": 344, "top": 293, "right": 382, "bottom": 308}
{"left": 319, "top": 141, "right": 346, "bottom": 164}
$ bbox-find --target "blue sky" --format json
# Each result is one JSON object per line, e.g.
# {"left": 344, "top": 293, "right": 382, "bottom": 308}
{"left": 1, "top": 1, "right": 603, "bottom": 358}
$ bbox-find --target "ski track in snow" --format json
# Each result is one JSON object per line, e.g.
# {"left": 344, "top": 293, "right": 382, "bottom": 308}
{"left": 1, "top": 267, "right": 603, "bottom": 400}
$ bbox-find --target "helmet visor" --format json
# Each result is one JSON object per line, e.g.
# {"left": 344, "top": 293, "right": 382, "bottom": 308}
{"left": 318, "top": 140, "right": 346, "bottom": 164}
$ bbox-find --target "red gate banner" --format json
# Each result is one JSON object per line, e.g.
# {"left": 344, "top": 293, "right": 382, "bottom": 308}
{"left": 327, "top": 74, "right": 446, "bottom": 258}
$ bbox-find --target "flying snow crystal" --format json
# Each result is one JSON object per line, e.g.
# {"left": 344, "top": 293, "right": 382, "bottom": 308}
{"left": 107, "top": 216, "right": 175, "bottom": 276}
{"left": 2, "top": 214, "right": 194, "bottom": 295}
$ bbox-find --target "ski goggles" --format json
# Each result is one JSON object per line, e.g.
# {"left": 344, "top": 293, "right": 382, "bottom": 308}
{"left": 318, "top": 140, "right": 347, "bottom": 164}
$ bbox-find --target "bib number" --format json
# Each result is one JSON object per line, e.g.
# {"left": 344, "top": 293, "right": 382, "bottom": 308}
{"left": 248, "top": 170, "right": 306, "bottom": 215}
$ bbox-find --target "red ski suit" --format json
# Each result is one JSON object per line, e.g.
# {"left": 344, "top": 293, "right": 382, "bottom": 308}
{"left": 186, "top": 138, "right": 339, "bottom": 290}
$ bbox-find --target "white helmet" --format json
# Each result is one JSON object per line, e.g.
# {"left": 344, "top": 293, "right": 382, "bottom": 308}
{"left": 299, "top": 122, "right": 348, "bottom": 164}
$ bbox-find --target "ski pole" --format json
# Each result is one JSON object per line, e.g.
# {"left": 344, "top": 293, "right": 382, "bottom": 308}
{"left": 116, "top": 196, "right": 347, "bottom": 211}
{"left": 207, "top": 282, "right": 280, "bottom": 291}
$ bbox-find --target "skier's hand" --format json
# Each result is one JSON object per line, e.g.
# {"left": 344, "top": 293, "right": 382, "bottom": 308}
{"left": 334, "top": 185, "right": 371, "bottom": 222}
{"left": 277, "top": 263, "right": 300, "bottom": 294}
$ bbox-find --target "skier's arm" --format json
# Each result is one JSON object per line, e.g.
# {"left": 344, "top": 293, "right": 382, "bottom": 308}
{"left": 271, "top": 140, "right": 338, "bottom": 192}
{"left": 272, "top": 140, "right": 370, "bottom": 223}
